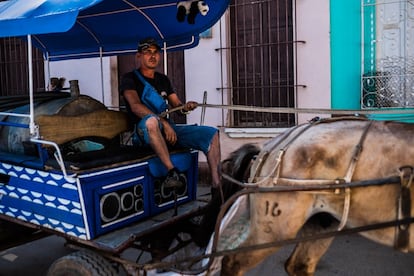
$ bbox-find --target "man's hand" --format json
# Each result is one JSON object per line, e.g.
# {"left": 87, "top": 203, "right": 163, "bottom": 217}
{"left": 183, "top": 101, "right": 198, "bottom": 112}
{"left": 161, "top": 119, "right": 177, "bottom": 145}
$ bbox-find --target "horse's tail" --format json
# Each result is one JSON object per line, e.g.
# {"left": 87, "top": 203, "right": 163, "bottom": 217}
{"left": 191, "top": 143, "right": 261, "bottom": 247}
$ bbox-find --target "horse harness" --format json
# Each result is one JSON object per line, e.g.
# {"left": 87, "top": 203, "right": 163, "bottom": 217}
{"left": 397, "top": 166, "right": 413, "bottom": 252}
{"left": 248, "top": 117, "right": 413, "bottom": 251}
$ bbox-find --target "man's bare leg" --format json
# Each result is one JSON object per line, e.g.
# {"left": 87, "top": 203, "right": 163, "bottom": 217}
{"left": 206, "top": 132, "right": 221, "bottom": 188}
{"left": 146, "top": 117, "right": 174, "bottom": 171}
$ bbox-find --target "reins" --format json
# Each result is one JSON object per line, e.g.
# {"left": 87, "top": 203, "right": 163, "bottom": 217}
{"left": 193, "top": 177, "right": 410, "bottom": 276}
{"left": 336, "top": 120, "right": 373, "bottom": 230}
{"left": 396, "top": 165, "right": 414, "bottom": 252}
{"left": 160, "top": 103, "right": 413, "bottom": 253}
{"left": 243, "top": 117, "right": 372, "bottom": 230}
{"left": 219, "top": 117, "right": 413, "bottom": 250}
{"left": 112, "top": 212, "right": 413, "bottom": 274}
{"left": 137, "top": 214, "right": 414, "bottom": 274}
{"left": 159, "top": 103, "right": 414, "bottom": 117}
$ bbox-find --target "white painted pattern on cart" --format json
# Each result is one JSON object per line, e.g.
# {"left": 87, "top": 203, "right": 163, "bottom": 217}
{"left": 0, "top": 162, "right": 85, "bottom": 238}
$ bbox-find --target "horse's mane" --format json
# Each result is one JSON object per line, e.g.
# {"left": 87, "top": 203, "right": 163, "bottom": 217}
{"left": 221, "top": 143, "right": 261, "bottom": 182}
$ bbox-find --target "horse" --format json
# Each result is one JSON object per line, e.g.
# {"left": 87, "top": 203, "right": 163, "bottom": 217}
{"left": 209, "top": 117, "right": 414, "bottom": 276}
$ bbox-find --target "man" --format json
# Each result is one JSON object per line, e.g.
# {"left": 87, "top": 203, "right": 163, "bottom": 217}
{"left": 119, "top": 37, "right": 221, "bottom": 189}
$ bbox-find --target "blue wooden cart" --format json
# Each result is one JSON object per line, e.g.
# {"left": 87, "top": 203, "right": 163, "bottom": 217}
{"left": 0, "top": 1, "right": 229, "bottom": 274}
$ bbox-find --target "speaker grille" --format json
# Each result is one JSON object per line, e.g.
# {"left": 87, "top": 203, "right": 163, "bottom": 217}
{"left": 99, "top": 184, "right": 145, "bottom": 226}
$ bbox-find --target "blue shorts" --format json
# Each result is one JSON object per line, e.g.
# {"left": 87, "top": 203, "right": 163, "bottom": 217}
{"left": 135, "top": 114, "right": 218, "bottom": 154}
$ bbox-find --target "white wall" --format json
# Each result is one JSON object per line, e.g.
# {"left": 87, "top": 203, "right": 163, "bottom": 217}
{"left": 295, "top": 0, "right": 331, "bottom": 124}
{"left": 47, "top": 56, "right": 117, "bottom": 108}
{"left": 183, "top": 17, "right": 228, "bottom": 128}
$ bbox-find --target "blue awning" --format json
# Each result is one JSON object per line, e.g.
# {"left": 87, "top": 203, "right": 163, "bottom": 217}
{"left": 0, "top": 0, "right": 229, "bottom": 60}
{"left": 0, "top": 0, "right": 102, "bottom": 36}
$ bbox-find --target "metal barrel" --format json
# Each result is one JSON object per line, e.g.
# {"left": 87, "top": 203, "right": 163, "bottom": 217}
{"left": 0, "top": 94, "right": 106, "bottom": 154}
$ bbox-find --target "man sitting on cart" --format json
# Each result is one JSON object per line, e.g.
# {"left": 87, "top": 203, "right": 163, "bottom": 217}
{"left": 119, "top": 37, "right": 221, "bottom": 190}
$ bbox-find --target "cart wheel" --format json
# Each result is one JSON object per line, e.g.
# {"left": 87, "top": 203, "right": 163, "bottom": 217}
{"left": 47, "top": 250, "right": 118, "bottom": 276}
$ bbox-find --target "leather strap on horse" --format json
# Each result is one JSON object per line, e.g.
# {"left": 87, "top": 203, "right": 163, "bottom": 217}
{"left": 249, "top": 122, "right": 316, "bottom": 186}
{"left": 395, "top": 166, "right": 413, "bottom": 252}
{"left": 251, "top": 117, "right": 372, "bottom": 231}
{"left": 265, "top": 117, "right": 373, "bottom": 231}
{"left": 253, "top": 117, "right": 352, "bottom": 185}
{"left": 273, "top": 122, "right": 317, "bottom": 183}
{"left": 337, "top": 121, "right": 373, "bottom": 230}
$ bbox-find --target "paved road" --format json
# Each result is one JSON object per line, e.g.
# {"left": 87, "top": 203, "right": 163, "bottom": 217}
{"left": 1, "top": 232, "right": 413, "bottom": 275}
{"left": 247, "top": 234, "right": 414, "bottom": 276}
{"left": 0, "top": 235, "right": 71, "bottom": 276}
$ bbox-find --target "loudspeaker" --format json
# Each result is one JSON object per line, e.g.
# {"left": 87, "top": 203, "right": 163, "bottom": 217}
{"left": 99, "top": 183, "right": 145, "bottom": 225}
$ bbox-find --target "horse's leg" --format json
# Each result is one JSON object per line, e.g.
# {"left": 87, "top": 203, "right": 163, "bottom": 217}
{"left": 285, "top": 214, "right": 338, "bottom": 276}
{"left": 285, "top": 237, "right": 335, "bottom": 276}
{"left": 221, "top": 239, "right": 280, "bottom": 276}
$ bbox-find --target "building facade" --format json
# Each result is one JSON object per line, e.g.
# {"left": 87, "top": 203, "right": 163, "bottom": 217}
{"left": 2, "top": 0, "right": 413, "bottom": 135}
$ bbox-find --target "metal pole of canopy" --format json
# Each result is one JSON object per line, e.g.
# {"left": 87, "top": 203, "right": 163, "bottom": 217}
{"left": 100, "top": 46, "right": 105, "bottom": 105}
{"left": 27, "top": 34, "right": 37, "bottom": 137}
{"left": 163, "top": 42, "right": 167, "bottom": 75}
{"left": 45, "top": 52, "right": 51, "bottom": 90}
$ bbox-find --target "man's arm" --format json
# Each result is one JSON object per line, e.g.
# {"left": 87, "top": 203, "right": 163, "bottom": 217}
{"left": 123, "top": 89, "right": 154, "bottom": 119}
{"left": 124, "top": 89, "right": 178, "bottom": 144}
{"left": 168, "top": 93, "right": 198, "bottom": 112}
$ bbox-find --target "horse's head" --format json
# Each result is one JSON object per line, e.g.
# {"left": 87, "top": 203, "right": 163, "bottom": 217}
{"left": 220, "top": 143, "right": 261, "bottom": 196}
{"left": 191, "top": 143, "right": 261, "bottom": 247}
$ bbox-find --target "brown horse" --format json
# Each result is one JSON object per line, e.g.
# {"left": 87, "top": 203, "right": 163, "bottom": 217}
{"left": 214, "top": 117, "right": 414, "bottom": 276}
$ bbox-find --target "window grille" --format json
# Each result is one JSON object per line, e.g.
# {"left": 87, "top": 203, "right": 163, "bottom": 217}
{"left": 220, "top": 0, "right": 297, "bottom": 127}
{"left": 0, "top": 37, "right": 45, "bottom": 97}
{"left": 361, "top": 0, "right": 414, "bottom": 108}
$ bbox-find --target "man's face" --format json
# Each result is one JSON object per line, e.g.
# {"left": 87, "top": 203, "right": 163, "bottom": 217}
{"left": 139, "top": 45, "right": 160, "bottom": 69}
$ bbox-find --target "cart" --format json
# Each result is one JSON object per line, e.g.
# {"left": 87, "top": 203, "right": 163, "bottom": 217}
{"left": 0, "top": 1, "right": 229, "bottom": 274}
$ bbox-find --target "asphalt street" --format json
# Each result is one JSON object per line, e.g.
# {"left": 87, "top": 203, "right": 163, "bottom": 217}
{"left": 0, "top": 232, "right": 413, "bottom": 275}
